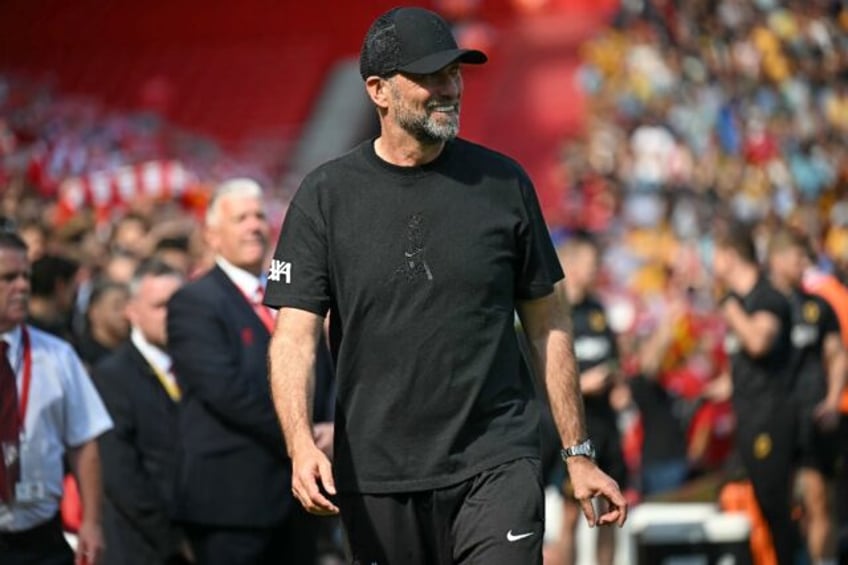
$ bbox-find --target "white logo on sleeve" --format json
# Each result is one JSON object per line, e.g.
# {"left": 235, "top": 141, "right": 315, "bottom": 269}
{"left": 268, "top": 259, "right": 292, "bottom": 284}
{"left": 506, "top": 529, "right": 535, "bottom": 542}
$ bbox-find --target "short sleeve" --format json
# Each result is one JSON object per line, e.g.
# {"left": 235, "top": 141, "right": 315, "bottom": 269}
{"left": 62, "top": 345, "right": 113, "bottom": 447}
{"left": 514, "top": 174, "right": 564, "bottom": 299}
{"left": 749, "top": 287, "right": 788, "bottom": 319}
{"left": 263, "top": 180, "right": 331, "bottom": 316}
{"left": 819, "top": 298, "right": 841, "bottom": 337}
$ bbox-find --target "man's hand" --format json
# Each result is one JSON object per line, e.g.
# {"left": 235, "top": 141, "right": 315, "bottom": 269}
{"left": 565, "top": 457, "right": 627, "bottom": 528}
{"left": 291, "top": 442, "right": 339, "bottom": 515}
{"left": 813, "top": 398, "right": 841, "bottom": 432}
{"left": 720, "top": 294, "right": 742, "bottom": 320}
{"left": 313, "top": 422, "right": 335, "bottom": 460}
{"left": 76, "top": 519, "right": 105, "bottom": 565}
{"left": 703, "top": 372, "right": 732, "bottom": 402}
{"left": 581, "top": 365, "right": 612, "bottom": 396}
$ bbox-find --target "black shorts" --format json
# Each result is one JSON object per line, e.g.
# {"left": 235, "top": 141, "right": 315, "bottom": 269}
{"left": 338, "top": 458, "right": 544, "bottom": 565}
{"left": 796, "top": 404, "right": 843, "bottom": 478}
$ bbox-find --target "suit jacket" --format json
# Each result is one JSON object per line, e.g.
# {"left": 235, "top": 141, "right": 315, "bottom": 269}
{"left": 166, "top": 266, "right": 291, "bottom": 528}
{"left": 92, "top": 342, "right": 184, "bottom": 565}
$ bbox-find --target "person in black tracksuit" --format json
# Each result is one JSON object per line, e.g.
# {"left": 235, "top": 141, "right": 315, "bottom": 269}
{"left": 543, "top": 233, "right": 627, "bottom": 565}
{"left": 768, "top": 229, "right": 846, "bottom": 565}
{"left": 712, "top": 224, "right": 800, "bottom": 565}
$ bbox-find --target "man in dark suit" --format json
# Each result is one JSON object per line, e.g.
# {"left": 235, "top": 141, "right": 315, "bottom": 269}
{"left": 93, "top": 259, "right": 190, "bottom": 565}
{"left": 166, "top": 179, "right": 326, "bottom": 565}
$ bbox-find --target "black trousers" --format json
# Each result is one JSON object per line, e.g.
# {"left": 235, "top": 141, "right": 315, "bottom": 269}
{"left": 735, "top": 400, "right": 799, "bottom": 565}
{"left": 339, "top": 457, "right": 544, "bottom": 565}
{"left": 183, "top": 505, "right": 318, "bottom": 565}
{"left": 0, "top": 513, "right": 74, "bottom": 565}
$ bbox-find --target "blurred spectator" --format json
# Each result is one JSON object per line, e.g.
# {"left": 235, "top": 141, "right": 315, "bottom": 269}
{"left": 18, "top": 220, "right": 49, "bottom": 263}
{"left": 0, "top": 231, "right": 112, "bottom": 565}
{"left": 166, "top": 179, "right": 320, "bottom": 564}
{"left": 28, "top": 253, "right": 79, "bottom": 342}
{"left": 152, "top": 236, "right": 193, "bottom": 277}
{"left": 77, "top": 280, "right": 130, "bottom": 367}
{"left": 103, "top": 250, "right": 141, "bottom": 286}
{"left": 110, "top": 214, "right": 150, "bottom": 258}
{"left": 712, "top": 224, "right": 799, "bottom": 565}
{"left": 545, "top": 234, "right": 626, "bottom": 565}
{"left": 93, "top": 260, "right": 191, "bottom": 565}
{"left": 768, "top": 228, "right": 845, "bottom": 565}
{"left": 620, "top": 298, "right": 690, "bottom": 493}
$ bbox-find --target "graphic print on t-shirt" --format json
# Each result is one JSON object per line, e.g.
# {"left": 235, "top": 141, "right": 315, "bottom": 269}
{"left": 392, "top": 212, "right": 433, "bottom": 283}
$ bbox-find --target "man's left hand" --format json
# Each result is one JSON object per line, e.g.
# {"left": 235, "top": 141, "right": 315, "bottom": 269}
{"left": 565, "top": 456, "right": 627, "bottom": 528}
{"left": 75, "top": 520, "right": 105, "bottom": 565}
{"left": 813, "top": 399, "right": 841, "bottom": 431}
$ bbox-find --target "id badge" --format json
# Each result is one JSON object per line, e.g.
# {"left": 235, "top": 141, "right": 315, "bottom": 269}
{"left": 15, "top": 480, "right": 46, "bottom": 502}
{"left": 0, "top": 504, "right": 12, "bottom": 527}
{"left": 16, "top": 433, "right": 49, "bottom": 503}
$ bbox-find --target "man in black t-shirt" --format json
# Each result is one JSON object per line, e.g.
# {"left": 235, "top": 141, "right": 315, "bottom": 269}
{"left": 544, "top": 234, "right": 626, "bottom": 565}
{"left": 768, "top": 229, "right": 846, "bottom": 565}
{"left": 712, "top": 224, "right": 799, "bottom": 565}
{"left": 263, "top": 7, "right": 627, "bottom": 564}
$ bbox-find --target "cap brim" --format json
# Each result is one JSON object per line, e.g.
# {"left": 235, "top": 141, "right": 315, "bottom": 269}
{"left": 397, "top": 48, "right": 487, "bottom": 75}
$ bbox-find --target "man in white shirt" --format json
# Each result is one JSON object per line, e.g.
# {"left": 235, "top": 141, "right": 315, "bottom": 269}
{"left": 0, "top": 230, "right": 112, "bottom": 565}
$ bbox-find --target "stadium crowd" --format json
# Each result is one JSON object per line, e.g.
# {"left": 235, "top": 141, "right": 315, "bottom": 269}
{"left": 0, "top": 0, "right": 846, "bottom": 563}
{"left": 547, "top": 0, "right": 848, "bottom": 562}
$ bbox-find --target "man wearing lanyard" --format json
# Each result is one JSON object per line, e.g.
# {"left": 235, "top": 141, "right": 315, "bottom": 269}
{"left": 93, "top": 259, "right": 191, "bottom": 565}
{"left": 0, "top": 230, "right": 113, "bottom": 564}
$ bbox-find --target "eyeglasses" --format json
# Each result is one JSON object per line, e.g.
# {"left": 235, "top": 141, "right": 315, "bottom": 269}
{"left": 0, "top": 271, "right": 30, "bottom": 283}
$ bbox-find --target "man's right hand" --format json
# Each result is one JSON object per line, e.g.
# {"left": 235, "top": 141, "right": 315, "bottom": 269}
{"left": 291, "top": 442, "right": 339, "bottom": 515}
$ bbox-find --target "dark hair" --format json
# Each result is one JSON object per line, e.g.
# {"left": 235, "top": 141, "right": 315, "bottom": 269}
{"left": 154, "top": 236, "right": 190, "bottom": 253}
{"left": 129, "top": 259, "right": 183, "bottom": 296}
{"left": 0, "top": 216, "right": 18, "bottom": 234}
{"left": 559, "top": 230, "right": 600, "bottom": 257}
{"left": 0, "top": 231, "right": 28, "bottom": 254}
{"left": 30, "top": 254, "right": 78, "bottom": 298}
{"left": 87, "top": 278, "right": 129, "bottom": 312}
{"left": 714, "top": 223, "right": 757, "bottom": 265}
{"left": 134, "top": 258, "right": 182, "bottom": 280}
{"left": 767, "top": 227, "right": 809, "bottom": 258}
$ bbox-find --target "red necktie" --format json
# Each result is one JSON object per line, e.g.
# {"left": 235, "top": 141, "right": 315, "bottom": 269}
{"left": 253, "top": 285, "right": 276, "bottom": 333}
{"left": 0, "top": 340, "right": 20, "bottom": 503}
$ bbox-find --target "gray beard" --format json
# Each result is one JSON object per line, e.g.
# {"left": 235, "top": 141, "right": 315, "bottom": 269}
{"left": 390, "top": 86, "right": 460, "bottom": 144}
{"left": 402, "top": 112, "right": 459, "bottom": 145}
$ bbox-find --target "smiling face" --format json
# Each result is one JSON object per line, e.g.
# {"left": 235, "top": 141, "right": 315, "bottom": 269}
{"left": 206, "top": 193, "right": 270, "bottom": 275}
{"left": 0, "top": 247, "right": 31, "bottom": 332}
{"left": 385, "top": 63, "right": 463, "bottom": 144}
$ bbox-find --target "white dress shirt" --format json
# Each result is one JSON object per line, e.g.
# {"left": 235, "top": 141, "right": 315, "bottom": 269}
{"left": 216, "top": 256, "right": 264, "bottom": 303}
{"left": 0, "top": 325, "right": 113, "bottom": 531}
{"left": 130, "top": 327, "right": 177, "bottom": 392}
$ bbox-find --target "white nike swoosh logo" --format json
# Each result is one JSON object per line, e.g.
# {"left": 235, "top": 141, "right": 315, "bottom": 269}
{"left": 506, "top": 530, "right": 535, "bottom": 542}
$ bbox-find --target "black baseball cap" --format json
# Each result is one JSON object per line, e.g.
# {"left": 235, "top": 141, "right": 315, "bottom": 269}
{"left": 359, "top": 7, "right": 487, "bottom": 80}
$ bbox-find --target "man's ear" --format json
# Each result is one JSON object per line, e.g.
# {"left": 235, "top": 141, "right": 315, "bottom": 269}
{"left": 204, "top": 224, "right": 219, "bottom": 254}
{"left": 124, "top": 301, "right": 136, "bottom": 327}
{"left": 365, "top": 76, "right": 390, "bottom": 110}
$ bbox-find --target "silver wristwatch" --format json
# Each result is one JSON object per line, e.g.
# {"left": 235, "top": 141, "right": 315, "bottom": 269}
{"left": 561, "top": 439, "right": 596, "bottom": 461}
